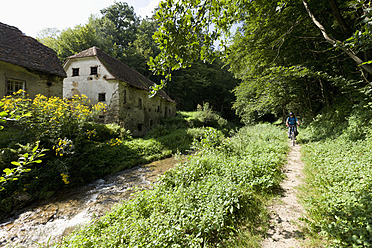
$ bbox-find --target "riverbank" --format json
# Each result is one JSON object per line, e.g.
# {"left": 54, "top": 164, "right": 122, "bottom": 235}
{"left": 0, "top": 156, "right": 184, "bottom": 247}
{"left": 60, "top": 124, "right": 288, "bottom": 247}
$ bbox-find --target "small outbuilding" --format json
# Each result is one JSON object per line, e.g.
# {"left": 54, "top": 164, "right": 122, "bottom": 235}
{"left": 0, "top": 22, "right": 66, "bottom": 98}
{"left": 63, "top": 46, "right": 176, "bottom": 136}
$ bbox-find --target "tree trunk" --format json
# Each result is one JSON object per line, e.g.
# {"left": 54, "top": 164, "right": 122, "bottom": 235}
{"left": 302, "top": 0, "right": 372, "bottom": 86}
{"left": 328, "top": 0, "right": 349, "bottom": 34}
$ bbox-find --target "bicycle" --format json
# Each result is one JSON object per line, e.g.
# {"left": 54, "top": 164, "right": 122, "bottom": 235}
{"left": 289, "top": 125, "right": 297, "bottom": 146}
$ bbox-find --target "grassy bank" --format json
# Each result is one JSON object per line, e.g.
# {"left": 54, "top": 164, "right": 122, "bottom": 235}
{"left": 300, "top": 137, "right": 372, "bottom": 247}
{"left": 61, "top": 124, "right": 288, "bottom": 247}
{"left": 0, "top": 94, "right": 229, "bottom": 218}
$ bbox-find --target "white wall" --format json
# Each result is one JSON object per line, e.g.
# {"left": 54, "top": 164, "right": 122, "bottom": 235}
{"left": 63, "top": 57, "right": 118, "bottom": 106}
{"left": 63, "top": 56, "right": 176, "bottom": 136}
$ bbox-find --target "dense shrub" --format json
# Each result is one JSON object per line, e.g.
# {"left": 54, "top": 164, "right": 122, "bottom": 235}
{"left": 0, "top": 92, "right": 230, "bottom": 218}
{"left": 301, "top": 136, "right": 372, "bottom": 247}
{"left": 62, "top": 124, "right": 288, "bottom": 247}
{"left": 301, "top": 98, "right": 372, "bottom": 142}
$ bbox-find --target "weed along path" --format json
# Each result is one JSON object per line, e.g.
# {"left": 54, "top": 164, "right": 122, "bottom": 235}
{"left": 261, "top": 142, "right": 306, "bottom": 248}
{"left": 0, "top": 156, "right": 183, "bottom": 248}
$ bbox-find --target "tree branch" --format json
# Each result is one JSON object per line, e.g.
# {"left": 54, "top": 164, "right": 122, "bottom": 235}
{"left": 302, "top": 0, "right": 372, "bottom": 84}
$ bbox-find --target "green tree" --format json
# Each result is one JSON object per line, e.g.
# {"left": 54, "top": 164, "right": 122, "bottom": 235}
{"left": 152, "top": 0, "right": 372, "bottom": 83}
{"left": 123, "top": 17, "right": 161, "bottom": 77}
{"left": 169, "top": 59, "right": 239, "bottom": 119}
{"left": 100, "top": 1, "right": 140, "bottom": 49}
{"left": 152, "top": 0, "right": 372, "bottom": 122}
{"left": 37, "top": 22, "right": 115, "bottom": 63}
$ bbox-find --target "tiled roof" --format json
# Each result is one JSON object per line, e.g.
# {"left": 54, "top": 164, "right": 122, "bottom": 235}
{"left": 67, "top": 47, "right": 175, "bottom": 103}
{"left": 0, "top": 22, "right": 66, "bottom": 78}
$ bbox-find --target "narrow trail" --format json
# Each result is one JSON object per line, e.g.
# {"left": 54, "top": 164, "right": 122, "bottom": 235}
{"left": 261, "top": 142, "right": 306, "bottom": 248}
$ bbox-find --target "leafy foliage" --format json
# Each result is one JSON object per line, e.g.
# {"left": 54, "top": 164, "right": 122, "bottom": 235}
{"left": 152, "top": 0, "right": 372, "bottom": 123}
{"left": 0, "top": 92, "right": 231, "bottom": 217}
{"left": 301, "top": 137, "right": 372, "bottom": 247}
{"left": 62, "top": 124, "right": 288, "bottom": 247}
{"left": 299, "top": 97, "right": 372, "bottom": 247}
{"left": 0, "top": 142, "right": 47, "bottom": 191}
{"left": 167, "top": 58, "right": 239, "bottom": 119}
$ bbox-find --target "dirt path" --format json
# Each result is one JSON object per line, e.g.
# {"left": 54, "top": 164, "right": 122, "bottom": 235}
{"left": 261, "top": 142, "right": 306, "bottom": 248}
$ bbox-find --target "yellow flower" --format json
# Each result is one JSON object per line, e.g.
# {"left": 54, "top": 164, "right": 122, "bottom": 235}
{"left": 60, "top": 173, "right": 70, "bottom": 184}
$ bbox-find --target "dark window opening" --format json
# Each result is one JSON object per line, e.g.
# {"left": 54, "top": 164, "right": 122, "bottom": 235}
{"left": 6, "top": 79, "right": 25, "bottom": 95}
{"left": 138, "top": 98, "right": 142, "bottom": 109}
{"left": 157, "top": 106, "right": 160, "bottom": 112}
{"left": 90, "top": 66, "right": 98, "bottom": 75}
{"left": 98, "top": 93, "right": 106, "bottom": 102}
{"left": 150, "top": 120, "right": 153, "bottom": 127}
{"left": 72, "top": 68, "right": 79, "bottom": 76}
{"left": 137, "top": 124, "right": 143, "bottom": 132}
{"left": 46, "top": 82, "right": 52, "bottom": 87}
{"left": 123, "top": 89, "right": 127, "bottom": 104}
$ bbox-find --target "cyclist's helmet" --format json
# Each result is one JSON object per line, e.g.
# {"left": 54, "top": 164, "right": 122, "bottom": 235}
{"left": 289, "top": 112, "right": 294, "bottom": 116}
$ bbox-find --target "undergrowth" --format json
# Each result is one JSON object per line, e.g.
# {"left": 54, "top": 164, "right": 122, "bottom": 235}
{"left": 301, "top": 137, "right": 372, "bottom": 247}
{"left": 299, "top": 100, "right": 372, "bottom": 247}
{"left": 0, "top": 95, "right": 229, "bottom": 218}
{"left": 61, "top": 124, "right": 288, "bottom": 247}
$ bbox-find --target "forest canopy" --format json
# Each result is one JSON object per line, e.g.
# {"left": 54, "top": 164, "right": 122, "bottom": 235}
{"left": 152, "top": 0, "right": 372, "bottom": 123}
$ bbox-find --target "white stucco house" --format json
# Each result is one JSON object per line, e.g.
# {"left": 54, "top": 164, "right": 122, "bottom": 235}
{"left": 63, "top": 46, "right": 176, "bottom": 136}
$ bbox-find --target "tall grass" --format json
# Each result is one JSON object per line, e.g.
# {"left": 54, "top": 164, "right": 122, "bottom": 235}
{"left": 61, "top": 124, "right": 288, "bottom": 247}
{"left": 301, "top": 136, "right": 372, "bottom": 247}
{"left": 0, "top": 96, "right": 230, "bottom": 218}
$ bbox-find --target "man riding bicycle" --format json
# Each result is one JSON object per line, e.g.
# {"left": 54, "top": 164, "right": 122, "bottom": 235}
{"left": 286, "top": 112, "right": 300, "bottom": 139}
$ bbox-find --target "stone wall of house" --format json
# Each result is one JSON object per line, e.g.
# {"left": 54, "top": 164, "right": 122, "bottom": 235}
{"left": 0, "top": 61, "right": 63, "bottom": 99}
{"left": 116, "top": 82, "right": 176, "bottom": 136}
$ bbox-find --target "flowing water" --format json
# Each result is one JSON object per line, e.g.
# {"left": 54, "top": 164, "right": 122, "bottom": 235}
{"left": 0, "top": 156, "right": 182, "bottom": 247}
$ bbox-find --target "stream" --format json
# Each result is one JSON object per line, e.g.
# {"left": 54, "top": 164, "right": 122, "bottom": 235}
{"left": 0, "top": 156, "right": 182, "bottom": 247}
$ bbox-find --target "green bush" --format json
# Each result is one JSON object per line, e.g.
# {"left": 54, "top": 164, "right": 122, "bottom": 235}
{"left": 301, "top": 137, "right": 372, "bottom": 247}
{"left": 301, "top": 97, "right": 372, "bottom": 142}
{"left": 0, "top": 94, "right": 227, "bottom": 217}
{"left": 62, "top": 124, "right": 288, "bottom": 247}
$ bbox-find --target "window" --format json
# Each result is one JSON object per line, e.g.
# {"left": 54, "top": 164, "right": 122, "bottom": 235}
{"left": 138, "top": 98, "right": 142, "bottom": 109}
{"left": 72, "top": 68, "right": 79, "bottom": 76}
{"left": 98, "top": 93, "right": 106, "bottom": 102}
{"left": 90, "top": 66, "right": 98, "bottom": 75}
{"left": 6, "top": 79, "right": 25, "bottom": 95}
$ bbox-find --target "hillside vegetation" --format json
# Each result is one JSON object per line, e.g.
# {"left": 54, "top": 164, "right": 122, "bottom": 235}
{"left": 0, "top": 93, "right": 229, "bottom": 218}
{"left": 297, "top": 105, "right": 372, "bottom": 247}
{"left": 62, "top": 124, "right": 288, "bottom": 247}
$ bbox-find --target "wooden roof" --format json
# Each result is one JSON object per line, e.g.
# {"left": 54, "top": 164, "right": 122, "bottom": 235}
{"left": 0, "top": 22, "right": 66, "bottom": 78}
{"left": 67, "top": 47, "right": 175, "bottom": 103}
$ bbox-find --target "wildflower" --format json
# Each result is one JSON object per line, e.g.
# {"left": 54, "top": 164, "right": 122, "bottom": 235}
{"left": 60, "top": 173, "right": 70, "bottom": 184}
